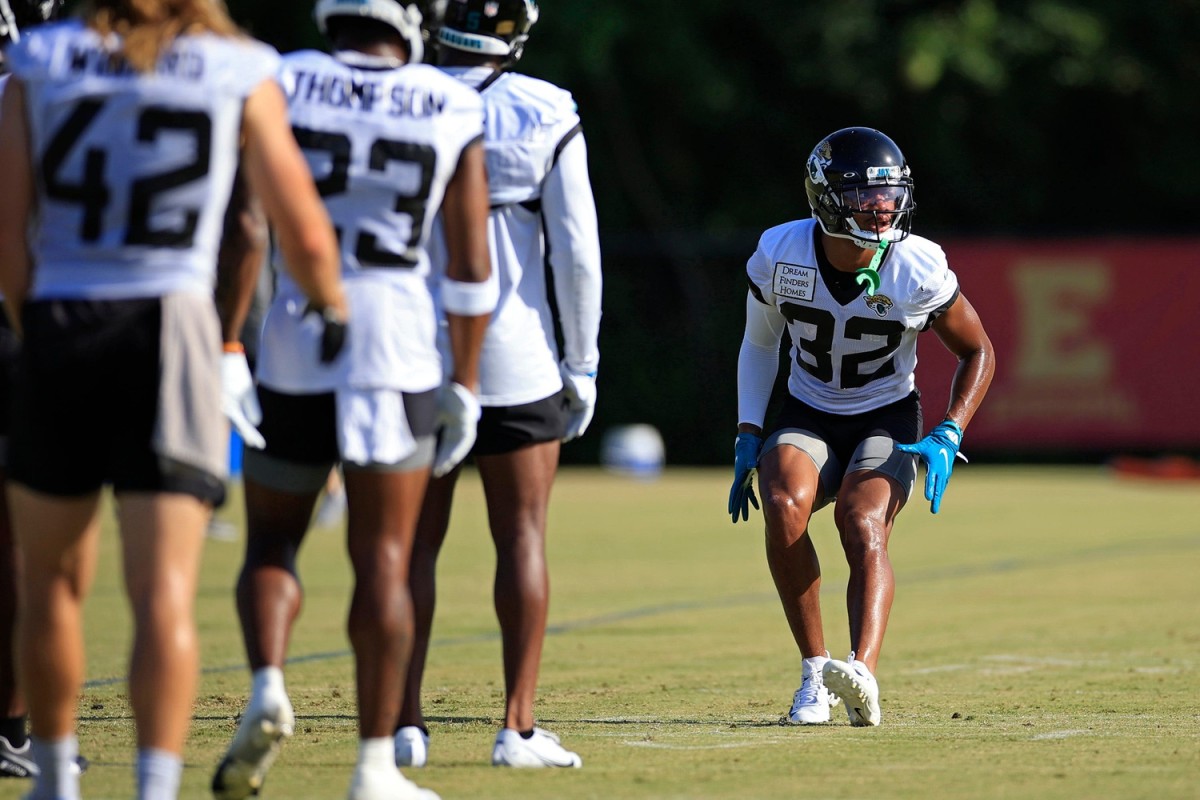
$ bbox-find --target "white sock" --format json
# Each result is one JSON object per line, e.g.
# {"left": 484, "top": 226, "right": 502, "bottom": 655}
{"left": 136, "top": 747, "right": 182, "bottom": 800}
{"left": 358, "top": 736, "right": 395, "bottom": 770}
{"left": 28, "top": 735, "right": 80, "bottom": 800}
{"left": 252, "top": 665, "right": 286, "bottom": 699}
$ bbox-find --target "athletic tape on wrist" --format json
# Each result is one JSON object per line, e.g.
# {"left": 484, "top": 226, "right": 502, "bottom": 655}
{"left": 441, "top": 276, "right": 499, "bottom": 316}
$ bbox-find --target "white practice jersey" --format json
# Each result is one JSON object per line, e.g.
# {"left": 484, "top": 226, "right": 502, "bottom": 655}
{"left": 746, "top": 218, "right": 959, "bottom": 415}
{"left": 7, "top": 21, "right": 279, "bottom": 300}
{"left": 256, "top": 51, "right": 485, "bottom": 394}
{"left": 428, "top": 67, "right": 602, "bottom": 407}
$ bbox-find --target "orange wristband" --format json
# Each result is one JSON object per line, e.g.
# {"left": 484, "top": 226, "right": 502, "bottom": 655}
{"left": 223, "top": 341, "right": 245, "bottom": 354}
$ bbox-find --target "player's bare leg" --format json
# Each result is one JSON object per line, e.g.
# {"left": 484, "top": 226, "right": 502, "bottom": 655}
{"left": 10, "top": 486, "right": 100, "bottom": 795}
{"left": 236, "top": 480, "right": 321, "bottom": 670}
{"left": 343, "top": 466, "right": 429, "bottom": 740}
{"left": 831, "top": 470, "right": 905, "bottom": 672}
{"left": 117, "top": 492, "right": 208, "bottom": 753}
{"left": 822, "top": 469, "right": 905, "bottom": 727}
{"left": 758, "top": 446, "right": 844, "bottom": 724}
{"left": 398, "top": 465, "right": 462, "bottom": 742}
{"left": 214, "top": 480, "right": 318, "bottom": 800}
{"left": 0, "top": 472, "right": 26, "bottom": 730}
{"left": 758, "top": 446, "right": 827, "bottom": 657}
{"left": 477, "top": 441, "right": 559, "bottom": 732}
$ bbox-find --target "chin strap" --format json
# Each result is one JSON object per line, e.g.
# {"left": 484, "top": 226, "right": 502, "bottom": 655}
{"left": 854, "top": 238, "right": 889, "bottom": 295}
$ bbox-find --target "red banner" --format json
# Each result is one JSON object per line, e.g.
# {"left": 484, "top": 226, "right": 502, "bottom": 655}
{"left": 915, "top": 238, "right": 1200, "bottom": 451}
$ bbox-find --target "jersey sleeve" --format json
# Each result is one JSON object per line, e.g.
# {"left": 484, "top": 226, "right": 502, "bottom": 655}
{"left": 223, "top": 38, "right": 281, "bottom": 97}
{"left": 897, "top": 237, "right": 960, "bottom": 330}
{"left": 745, "top": 227, "right": 784, "bottom": 306}
{"left": 542, "top": 132, "right": 601, "bottom": 376}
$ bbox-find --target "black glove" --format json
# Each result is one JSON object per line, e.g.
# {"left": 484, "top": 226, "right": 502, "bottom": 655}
{"left": 304, "top": 304, "right": 348, "bottom": 364}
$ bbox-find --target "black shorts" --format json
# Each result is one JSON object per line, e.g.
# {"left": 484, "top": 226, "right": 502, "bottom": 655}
{"left": 8, "top": 298, "right": 225, "bottom": 504}
{"left": 765, "top": 390, "right": 923, "bottom": 503}
{"left": 254, "top": 385, "right": 438, "bottom": 466}
{"left": 473, "top": 391, "right": 569, "bottom": 456}
{"left": 768, "top": 391, "right": 922, "bottom": 468}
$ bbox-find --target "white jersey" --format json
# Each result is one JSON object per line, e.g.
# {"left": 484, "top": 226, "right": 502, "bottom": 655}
{"left": 256, "top": 51, "right": 485, "bottom": 394}
{"left": 746, "top": 218, "right": 959, "bottom": 415}
{"left": 6, "top": 21, "right": 279, "bottom": 300}
{"left": 428, "top": 67, "right": 601, "bottom": 407}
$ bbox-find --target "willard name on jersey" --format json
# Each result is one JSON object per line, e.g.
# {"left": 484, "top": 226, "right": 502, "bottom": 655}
{"left": 747, "top": 218, "right": 959, "bottom": 415}
{"left": 7, "top": 20, "right": 280, "bottom": 300}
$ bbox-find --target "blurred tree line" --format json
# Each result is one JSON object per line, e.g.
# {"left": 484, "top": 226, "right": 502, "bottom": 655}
{"left": 225, "top": 0, "right": 1199, "bottom": 465}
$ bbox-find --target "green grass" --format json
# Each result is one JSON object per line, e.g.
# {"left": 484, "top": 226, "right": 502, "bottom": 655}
{"left": 3, "top": 465, "right": 1198, "bottom": 799}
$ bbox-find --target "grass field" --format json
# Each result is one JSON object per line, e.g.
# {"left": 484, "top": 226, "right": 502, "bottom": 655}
{"left": 2, "top": 465, "right": 1198, "bottom": 799}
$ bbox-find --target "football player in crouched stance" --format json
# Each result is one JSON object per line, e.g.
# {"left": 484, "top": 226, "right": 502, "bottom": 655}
{"left": 395, "top": 0, "right": 600, "bottom": 771}
{"left": 211, "top": 1, "right": 491, "bottom": 799}
{"left": 729, "top": 128, "right": 994, "bottom": 727}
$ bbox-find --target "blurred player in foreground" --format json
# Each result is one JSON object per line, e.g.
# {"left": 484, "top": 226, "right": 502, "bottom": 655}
{"left": 212, "top": 0, "right": 491, "bottom": 798}
{"left": 0, "top": 0, "right": 92, "bottom": 783}
{"left": 0, "top": 0, "right": 346, "bottom": 797}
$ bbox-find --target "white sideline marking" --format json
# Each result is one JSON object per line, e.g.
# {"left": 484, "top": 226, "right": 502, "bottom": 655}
{"left": 907, "top": 663, "right": 969, "bottom": 675}
{"left": 624, "top": 739, "right": 783, "bottom": 751}
{"left": 1031, "top": 729, "right": 1090, "bottom": 740}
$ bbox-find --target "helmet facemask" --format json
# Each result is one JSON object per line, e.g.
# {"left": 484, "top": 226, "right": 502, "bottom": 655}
{"left": 804, "top": 129, "right": 916, "bottom": 250}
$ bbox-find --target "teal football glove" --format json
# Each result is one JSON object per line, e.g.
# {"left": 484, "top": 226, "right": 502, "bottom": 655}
{"left": 895, "top": 420, "right": 966, "bottom": 514}
{"left": 728, "top": 433, "right": 763, "bottom": 523}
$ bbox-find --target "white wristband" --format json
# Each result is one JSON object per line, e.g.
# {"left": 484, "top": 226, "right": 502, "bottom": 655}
{"left": 441, "top": 276, "right": 498, "bottom": 316}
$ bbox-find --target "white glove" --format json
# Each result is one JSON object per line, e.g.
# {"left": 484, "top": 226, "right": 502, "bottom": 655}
{"left": 220, "top": 351, "right": 266, "bottom": 450}
{"left": 560, "top": 364, "right": 597, "bottom": 442}
{"left": 432, "top": 381, "right": 481, "bottom": 478}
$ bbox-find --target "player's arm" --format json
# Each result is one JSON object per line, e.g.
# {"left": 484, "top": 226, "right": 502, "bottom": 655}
{"left": 439, "top": 136, "right": 492, "bottom": 394}
{"left": 542, "top": 129, "right": 602, "bottom": 440}
{"left": 737, "top": 290, "right": 787, "bottom": 436}
{"left": 896, "top": 291, "right": 995, "bottom": 514}
{"left": 239, "top": 78, "right": 345, "bottom": 319}
{"left": 0, "top": 78, "right": 33, "bottom": 333}
{"left": 729, "top": 288, "right": 786, "bottom": 522}
{"left": 429, "top": 136, "right": 493, "bottom": 478}
{"left": 929, "top": 292, "right": 995, "bottom": 431}
{"left": 214, "top": 168, "right": 270, "bottom": 448}
{"left": 543, "top": 130, "right": 602, "bottom": 376}
{"left": 215, "top": 168, "right": 267, "bottom": 348}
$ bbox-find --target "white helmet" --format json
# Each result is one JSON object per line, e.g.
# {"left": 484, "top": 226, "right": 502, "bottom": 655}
{"left": 314, "top": 0, "right": 425, "bottom": 64}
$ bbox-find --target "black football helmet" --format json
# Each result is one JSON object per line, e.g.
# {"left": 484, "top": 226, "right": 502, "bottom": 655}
{"left": 437, "top": 0, "right": 538, "bottom": 64}
{"left": 0, "top": 0, "right": 64, "bottom": 45}
{"left": 414, "top": 0, "right": 448, "bottom": 52}
{"left": 804, "top": 127, "right": 916, "bottom": 250}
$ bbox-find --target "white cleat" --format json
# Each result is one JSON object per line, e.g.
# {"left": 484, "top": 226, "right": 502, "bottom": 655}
{"left": 394, "top": 726, "right": 429, "bottom": 768}
{"left": 786, "top": 655, "right": 839, "bottom": 724}
{"left": 211, "top": 690, "right": 295, "bottom": 799}
{"left": 347, "top": 763, "right": 440, "bottom": 800}
{"left": 822, "top": 654, "right": 881, "bottom": 727}
{"left": 491, "top": 727, "right": 582, "bottom": 768}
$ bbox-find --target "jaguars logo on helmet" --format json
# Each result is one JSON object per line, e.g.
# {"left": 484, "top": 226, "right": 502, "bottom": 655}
{"left": 438, "top": 0, "right": 538, "bottom": 64}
